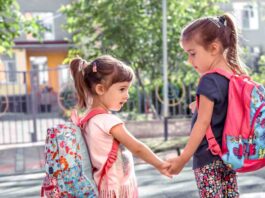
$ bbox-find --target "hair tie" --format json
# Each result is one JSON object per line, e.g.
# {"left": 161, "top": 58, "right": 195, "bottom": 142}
{"left": 218, "top": 16, "right": 227, "bottom": 26}
{"left": 208, "top": 16, "right": 226, "bottom": 28}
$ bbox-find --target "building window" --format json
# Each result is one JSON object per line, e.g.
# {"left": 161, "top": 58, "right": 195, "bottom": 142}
{"left": 242, "top": 5, "right": 258, "bottom": 29}
{"left": 58, "top": 64, "right": 70, "bottom": 87}
{"left": 6, "top": 61, "right": 17, "bottom": 83}
{"left": 233, "top": 2, "right": 259, "bottom": 30}
{"left": 25, "top": 12, "right": 55, "bottom": 40}
{"left": 0, "top": 55, "right": 17, "bottom": 83}
{"left": 0, "top": 61, "right": 17, "bottom": 83}
{"left": 30, "top": 56, "right": 48, "bottom": 85}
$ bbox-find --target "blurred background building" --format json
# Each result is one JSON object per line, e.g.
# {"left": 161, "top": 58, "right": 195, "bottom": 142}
{"left": 220, "top": 0, "right": 265, "bottom": 69}
{"left": 0, "top": 0, "right": 265, "bottom": 145}
{"left": 1, "top": 0, "right": 265, "bottom": 97}
{"left": 0, "top": 0, "right": 72, "bottom": 97}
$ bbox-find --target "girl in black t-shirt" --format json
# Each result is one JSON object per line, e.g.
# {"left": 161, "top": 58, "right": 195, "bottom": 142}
{"left": 167, "top": 13, "right": 248, "bottom": 198}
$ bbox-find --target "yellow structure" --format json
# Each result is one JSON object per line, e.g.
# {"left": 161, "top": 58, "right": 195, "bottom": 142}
{"left": 25, "top": 49, "right": 68, "bottom": 93}
{"left": 0, "top": 47, "right": 68, "bottom": 96}
{"left": 0, "top": 49, "right": 27, "bottom": 95}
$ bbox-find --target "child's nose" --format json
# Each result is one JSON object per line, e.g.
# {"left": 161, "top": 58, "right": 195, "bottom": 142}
{"left": 125, "top": 92, "right": 129, "bottom": 99}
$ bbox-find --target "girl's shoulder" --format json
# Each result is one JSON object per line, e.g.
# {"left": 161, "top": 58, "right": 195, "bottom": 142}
{"left": 200, "top": 73, "right": 229, "bottom": 84}
{"left": 89, "top": 113, "right": 124, "bottom": 134}
{"left": 92, "top": 113, "right": 123, "bottom": 123}
{"left": 197, "top": 73, "right": 229, "bottom": 100}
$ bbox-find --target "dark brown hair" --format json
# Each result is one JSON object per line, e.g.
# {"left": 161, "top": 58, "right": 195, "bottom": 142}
{"left": 180, "top": 13, "right": 247, "bottom": 75}
{"left": 70, "top": 55, "right": 134, "bottom": 109}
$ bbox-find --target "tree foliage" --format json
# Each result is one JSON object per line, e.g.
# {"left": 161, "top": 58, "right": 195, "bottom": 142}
{"left": 251, "top": 55, "right": 265, "bottom": 85}
{"left": 61, "top": 0, "right": 225, "bottom": 90}
{"left": 0, "top": 0, "right": 45, "bottom": 55}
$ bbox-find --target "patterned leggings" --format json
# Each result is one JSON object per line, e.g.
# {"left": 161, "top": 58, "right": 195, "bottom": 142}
{"left": 194, "top": 159, "right": 239, "bottom": 198}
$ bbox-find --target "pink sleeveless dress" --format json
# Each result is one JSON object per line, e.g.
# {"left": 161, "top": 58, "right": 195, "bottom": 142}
{"left": 84, "top": 114, "right": 138, "bottom": 198}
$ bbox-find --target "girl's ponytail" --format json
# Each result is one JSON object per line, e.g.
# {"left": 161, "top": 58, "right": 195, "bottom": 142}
{"left": 70, "top": 58, "right": 88, "bottom": 109}
{"left": 224, "top": 13, "right": 247, "bottom": 75}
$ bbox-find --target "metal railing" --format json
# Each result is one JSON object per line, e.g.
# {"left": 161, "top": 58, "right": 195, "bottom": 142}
{"left": 0, "top": 66, "right": 195, "bottom": 144}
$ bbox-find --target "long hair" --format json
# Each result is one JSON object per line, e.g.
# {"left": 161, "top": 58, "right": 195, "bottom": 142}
{"left": 70, "top": 55, "right": 134, "bottom": 109}
{"left": 181, "top": 13, "right": 247, "bottom": 75}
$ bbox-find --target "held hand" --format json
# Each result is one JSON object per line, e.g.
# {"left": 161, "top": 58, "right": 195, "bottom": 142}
{"left": 157, "top": 161, "right": 173, "bottom": 178}
{"left": 189, "top": 101, "right": 197, "bottom": 113}
{"left": 167, "top": 156, "right": 186, "bottom": 175}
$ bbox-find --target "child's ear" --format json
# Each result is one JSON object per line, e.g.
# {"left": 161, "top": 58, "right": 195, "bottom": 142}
{"left": 95, "top": 84, "right": 105, "bottom": 95}
{"left": 210, "top": 41, "right": 221, "bottom": 55}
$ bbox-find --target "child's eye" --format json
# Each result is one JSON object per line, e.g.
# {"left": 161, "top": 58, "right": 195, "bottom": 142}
{"left": 120, "top": 88, "right": 125, "bottom": 91}
{"left": 190, "top": 53, "right": 196, "bottom": 56}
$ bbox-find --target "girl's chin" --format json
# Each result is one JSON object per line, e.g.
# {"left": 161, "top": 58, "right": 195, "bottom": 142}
{"left": 109, "top": 103, "right": 125, "bottom": 111}
{"left": 109, "top": 107, "right": 121, "bottom": 112}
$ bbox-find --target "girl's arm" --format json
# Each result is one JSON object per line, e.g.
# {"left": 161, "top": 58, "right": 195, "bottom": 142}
{"left": 168, "top": 95, "right": 214, "bottom": 174}
{"left": 110, "top": 124, "right": 172, "bottom": 178}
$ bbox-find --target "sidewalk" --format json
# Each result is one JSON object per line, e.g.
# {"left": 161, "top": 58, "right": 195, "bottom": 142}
{"left": 0, "top": 149, "right": 265, "bottom": 198}
{"left": 136, "top": 151, "right": 265, "bottom": 198}
{"left": 137, "top": 163, "right": 265, "bottom": 198}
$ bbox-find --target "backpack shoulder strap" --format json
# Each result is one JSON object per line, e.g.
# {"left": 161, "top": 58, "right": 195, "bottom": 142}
{"left": 197, "top": 68, "right": 234, "bottom": 158}
{"left": 206, "top": 127, "right": 222, "bottom": 157}
{"left": 71, "top": 108, "right": 107, "bottom": 128}
{"left": 98, "top": 139, "right": 119, "bottom": 192}
{"left": 79, "top": 109, "right": 107, "bottom": 127}
{"left": 72, "top": 108, "right": 120, "bottom": 191}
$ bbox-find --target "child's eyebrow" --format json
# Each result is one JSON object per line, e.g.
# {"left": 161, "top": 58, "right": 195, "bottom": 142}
{"left": 119, "top": 85, "right": 129, "bottom": 88}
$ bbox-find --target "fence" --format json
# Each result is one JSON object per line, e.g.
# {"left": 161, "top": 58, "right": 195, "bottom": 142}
{"left": 0, "top": 66, "right": 195, "bottom": 145}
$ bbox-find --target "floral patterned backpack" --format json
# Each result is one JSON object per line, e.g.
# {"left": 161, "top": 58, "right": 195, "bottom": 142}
{"left": 199, "top": 68, "right": 265, "bottom": 172}
{"left": 41, "top": 109, "right": 119, "bottom": 197}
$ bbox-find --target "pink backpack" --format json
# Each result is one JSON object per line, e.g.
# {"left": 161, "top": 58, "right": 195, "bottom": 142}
{"left": 198, "top": 68, "right": 265, "bottom": 172}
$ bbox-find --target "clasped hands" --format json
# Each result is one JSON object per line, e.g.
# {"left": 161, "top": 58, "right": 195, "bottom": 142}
{"left": 157, "top": 156, "right": 187, "bottom": 178}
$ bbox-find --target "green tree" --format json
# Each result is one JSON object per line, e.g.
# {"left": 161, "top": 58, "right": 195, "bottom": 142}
{"left": 0, "top": 0, "right": 45, "bottom": 55}
{"left": 251, "top": 55, "right": 265, "bottom": 85}
{"left": 61, "top": 0, "right": 225, "bottom": 91}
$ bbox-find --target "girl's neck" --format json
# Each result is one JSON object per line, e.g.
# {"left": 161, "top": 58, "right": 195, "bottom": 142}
{"left": 91, "top": 98, "right": 109, "bottom": 112}
{"left": 209, "top": 55, "right": 232, "bottom": 73}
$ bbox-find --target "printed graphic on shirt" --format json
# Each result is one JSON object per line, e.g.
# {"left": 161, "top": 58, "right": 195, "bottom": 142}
{"left": 118, "top": 144, "right": 131, "bottom": 176}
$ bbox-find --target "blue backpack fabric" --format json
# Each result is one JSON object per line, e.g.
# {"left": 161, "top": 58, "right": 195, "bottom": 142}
{"left": 41, "top": 109, "right": 107, "bottom": 198}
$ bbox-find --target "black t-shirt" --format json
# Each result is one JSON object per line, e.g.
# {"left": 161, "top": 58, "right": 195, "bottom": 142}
{"left": 191, "top": 73, "right": 229, "bottom": 169}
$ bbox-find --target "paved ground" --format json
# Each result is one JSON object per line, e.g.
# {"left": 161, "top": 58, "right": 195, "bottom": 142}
{"left": 137, "top": 162, "right": 265, "bottom": 198}
{"left": 0, "top": 148, "right": 265, "bottom": 198}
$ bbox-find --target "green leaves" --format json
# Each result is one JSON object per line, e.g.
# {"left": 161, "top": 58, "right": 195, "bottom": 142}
{"left": 0, "top": 0, "right": 46, "bottom": 55}
{"left": 61, "top": 0, "right": 225, "bottom": 87}
{"left": 250, "top": 55, "right": 265, "bottom": 85}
